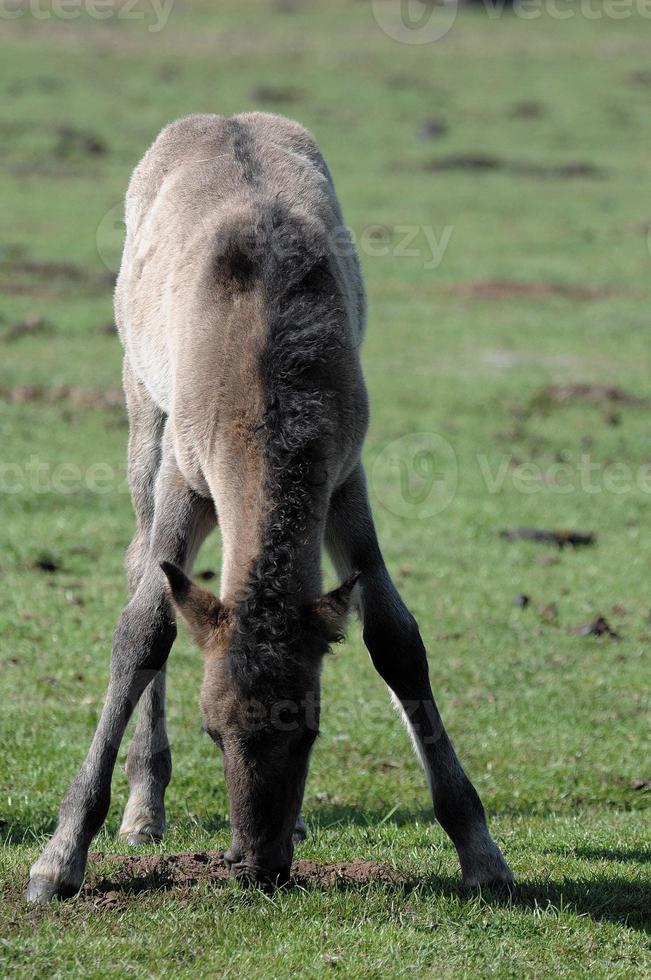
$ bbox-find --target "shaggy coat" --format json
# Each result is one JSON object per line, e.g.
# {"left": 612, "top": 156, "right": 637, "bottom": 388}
{"left": 27, "top": 113, "right": 513, "bottom": 900}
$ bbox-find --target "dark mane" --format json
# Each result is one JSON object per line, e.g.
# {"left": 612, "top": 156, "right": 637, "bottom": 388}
{"left": 225, "top": 200, "right": 347, "bottom": 695}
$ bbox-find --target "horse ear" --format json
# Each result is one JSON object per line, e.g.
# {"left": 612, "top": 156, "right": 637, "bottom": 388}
{"left": 160, "top": 562, "right": 224, "bottom": 647}
{"left": 311, "top": 572, "right": 361, "bottom": 642}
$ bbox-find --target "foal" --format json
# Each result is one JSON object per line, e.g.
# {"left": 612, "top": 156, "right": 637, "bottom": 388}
{"left": 27, "top": 112, "right": 513, "bottom": 901}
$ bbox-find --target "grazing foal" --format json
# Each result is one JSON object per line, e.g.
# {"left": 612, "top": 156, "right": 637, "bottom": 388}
{"left": 27, "top": 113, "right": 513, "bottom": 902}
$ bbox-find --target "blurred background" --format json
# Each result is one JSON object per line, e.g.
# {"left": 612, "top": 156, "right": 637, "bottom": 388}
{"left": 0, "top": 0, "right": 649, "bottom": 971}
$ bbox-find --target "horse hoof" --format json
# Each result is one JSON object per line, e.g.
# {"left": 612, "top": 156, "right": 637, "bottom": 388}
{"left": 123, "top": 830, "right": 162, "bottom": 847}
{"left": 466, "top": 876, "right": 516, "bottom": 897}
{"left": 462, "top": 866, "right": 516, "bottom": 895}
{"left": 25, "top": 876, "right": 77, "bottom": 904}
{"left": 292, "top": 815, "right": 308, "bottom": 844}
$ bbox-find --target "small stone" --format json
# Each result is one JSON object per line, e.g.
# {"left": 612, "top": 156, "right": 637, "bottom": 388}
{"left": 33, "top": 554, "right": 61, "bottom": 573}
{"left": 419, "top": 118, "right": 448, "bottom": 140}
{"left": 629, "top": 778, "right": 651, "bottom": 791}
{"left": 572, "top": 615, "right": 620, "bottom": 640}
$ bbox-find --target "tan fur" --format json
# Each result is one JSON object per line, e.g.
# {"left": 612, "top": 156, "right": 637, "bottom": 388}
{"left": 26, "top": 113, "right": 513, "bottom": 902}
{"left": 116, "top": 112, "right": 366, "bottom": 601}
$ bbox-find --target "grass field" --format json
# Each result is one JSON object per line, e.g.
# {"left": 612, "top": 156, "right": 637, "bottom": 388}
{"left": 0, "top": 1, "right": 650, "bottom": 975}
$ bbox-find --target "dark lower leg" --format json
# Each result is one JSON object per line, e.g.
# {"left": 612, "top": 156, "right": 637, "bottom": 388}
{"left": 119, "top": 366, "right": 171, "bottom": 842}
{"left": 363, "top": 572, "right": 512, "bottom": 884}
{"left": 327, "top": 468, "right": 513, "bottom": 885}
{"left": 27, "top": 454, "right": 215, "bottom": 902}
{"left": 119, "top": 668, "right": 171, "bottom": 843}
{"left": 119, "top": 442, "right": 215, "bottom": 845}
{"left": 27, "top": 587, "right": 176, "bottom": 902}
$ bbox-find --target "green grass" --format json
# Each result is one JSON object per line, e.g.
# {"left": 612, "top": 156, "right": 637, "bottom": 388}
{"left": 0, "top": 2, "right": 650, "bottom": 976}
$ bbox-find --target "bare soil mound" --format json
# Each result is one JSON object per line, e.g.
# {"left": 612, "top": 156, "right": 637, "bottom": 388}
{"left": 445, "top": 280, "right": 613, "bottom": 302}
{"left": 84, "top": 851, "right": 407, "bottom": 905}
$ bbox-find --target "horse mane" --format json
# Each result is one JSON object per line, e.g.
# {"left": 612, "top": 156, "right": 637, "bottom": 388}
{"left": 220, "top": 198, "right": 348, "bottom": 695}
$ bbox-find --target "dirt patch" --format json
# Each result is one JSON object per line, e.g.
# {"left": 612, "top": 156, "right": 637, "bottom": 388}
{"left": 514, "top": 160, "right": 606, "bottom": 179}
{"left": 445, "top": 280, "right": 613, "bottom": 302}
{"left": 158, "top": 63, "right": 182, "bottom": 84}
{"left": 533, "top": 383, "right": 649, "bottom": 409}
{"left": 539, "top": 602, "right": 559, "bottom": 623}
{"left": 54, "top": 126, "right": 107, "bottom": 159}
{"left": 629, "top": 69, "right": 651, "bottom": 86}
{"left": 0, "top": 258, "right": 115, "bottom": 297}
{"left": 501, "top": 528, "right": 595, "bottom": 548}
{"left": 510, "top": 100, "right": 546, "bottom": 119}
{"left": 5, "top": 161, "right": 92, "bottom": 181}
{"left": 386, "top": 74, "right": 437, "bottom": 92}
{"left": 3, "top": 314, "right": 56, "bottom": 341}
{"left": 84, "top": 851, "right": 407, "bottom": 902}
{"left": 6, "top": 76, "right": 66, "bottom": 97}
{"left": 250, "top": 85, "right": 303, "bottom": 105}
{"left": 0, "top": 384, "right": 124, "bottom": 412}
{"left": 571, "top": 615, "right": 621, "bottom": 640}
{"left": 425, "top": 154, "right": 501, "bottom": 173}
{"left": 423, "top": 156, "right": 606, "bottom": 179}
{"left": 418, "top": 118, "right": 448, "bottom": 141}
{"left": 272, "top": 0, "right": 303, "bottom": 12}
